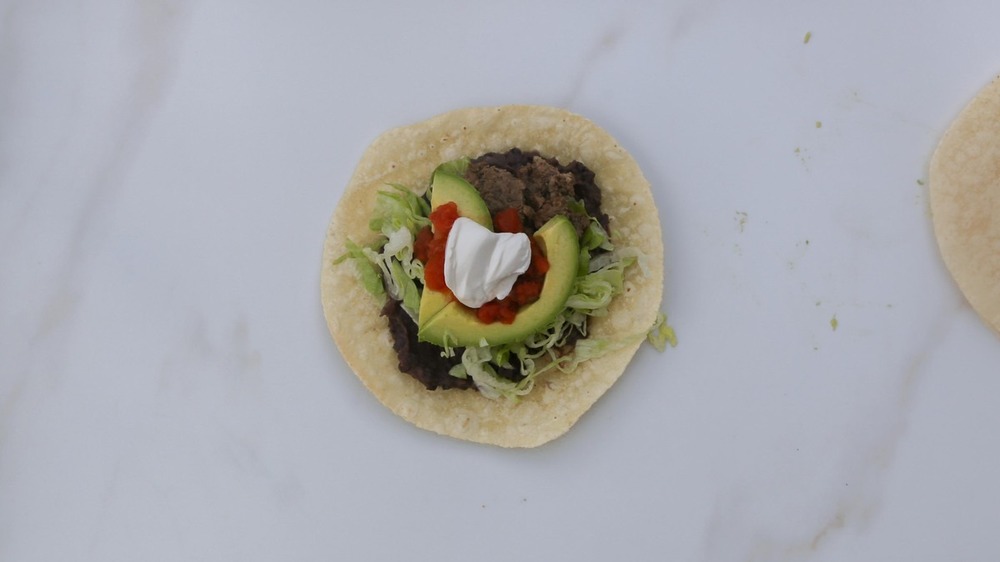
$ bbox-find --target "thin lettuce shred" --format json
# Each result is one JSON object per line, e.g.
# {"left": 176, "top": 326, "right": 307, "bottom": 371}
{"left": 335, "top": 158, "right": 671, "bottom": 400}
{"left": 435, "top": 157, "right": 470, "bottom": 178}
{"left": 333, "top": 240, "right": 385, "bottom": 298}
{"left": 647, "top": 312, "right": 678, "bottom": 351}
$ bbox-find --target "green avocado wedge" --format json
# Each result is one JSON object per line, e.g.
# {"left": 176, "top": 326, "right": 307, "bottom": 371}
{"left": 416, "top": 168, "right": 494, "bottom": 325}
{"left": 429, "top": 169, "right": 492, "bottom": 230}
{"left": 417, "top": 215, "right": 580, "bottom": 347}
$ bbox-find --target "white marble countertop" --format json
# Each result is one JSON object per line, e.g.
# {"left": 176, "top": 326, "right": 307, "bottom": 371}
{"left": 3, "top": 1, "right": 1000, "bottom": 560}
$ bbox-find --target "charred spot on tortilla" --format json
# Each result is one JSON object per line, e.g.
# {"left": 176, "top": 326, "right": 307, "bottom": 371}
{"left": 321, "top": 105, "right": 664, "bottom": 447}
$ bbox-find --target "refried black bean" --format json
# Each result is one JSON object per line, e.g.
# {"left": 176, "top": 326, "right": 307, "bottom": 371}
{"left": 381, "top": 298, "right": 473, "bottom": 391}
{"left": 381, "top": 298, "right": 527, "bottom": 389}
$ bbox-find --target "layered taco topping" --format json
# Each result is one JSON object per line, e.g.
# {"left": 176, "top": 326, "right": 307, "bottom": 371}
{"left": 338, "top": 148, "right": 646, "bottom": 400}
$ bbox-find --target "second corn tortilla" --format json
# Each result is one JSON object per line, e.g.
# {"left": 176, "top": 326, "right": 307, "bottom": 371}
{"left": 320, "top": 106, "right": 664, "bottom": 447}
{"left": 930, "top": 76, "right": 1000, "bottom": 337}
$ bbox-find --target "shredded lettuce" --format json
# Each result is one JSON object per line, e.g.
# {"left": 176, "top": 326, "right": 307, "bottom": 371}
{"left": 549, "top": 337, "right": 638, "bottom": 374}
{"left": 577, "top": 220, "right": 613, "bottom": 275}
{"left": 582, "top": 219, "right": 613, "bottom": 252}
{"left": 440, "top": 332, "right": 458, "bottom": 358}
{"left": 388, "top": 259, "right": 421, "bottom": 319}
{"left": 647, "top": 312, "right": 678, "bottom": 351}
{"left": 566, "top": 262, "right": 630, "bottom": 313}
{"left": 337, "top": 184, "right": 431, "bottom": 320}
{"left": 369, "top": 184, "right": 430, "bottom": 237}
{"left": 435, "top": 158, "right": 470, "bottom": 178}
{"left": 333, "top": 240, "right": 385, "bottom": 299}
{"left": 454, "top": 345, "right": 533, "bottom": 401}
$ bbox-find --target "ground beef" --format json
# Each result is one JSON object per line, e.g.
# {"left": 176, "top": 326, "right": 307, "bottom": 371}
{"left": 465, "top": 149, "right": 609, "bottom": 236}
{"left": 462, "top": 165, "right": 524, "bottom": 218}
{"left": 519, "top": 156, "right": 588, "bottom": 236}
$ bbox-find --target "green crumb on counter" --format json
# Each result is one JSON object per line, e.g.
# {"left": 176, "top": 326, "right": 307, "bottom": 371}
{"left": 815, "top": 121, "right": 822, "bottom": 128}
{"left": 735, "top": 211, "right": 748, "bottom": 232}
{"left": 917, "top": 179, "right": 925, "bottom": 186}
{"left": 648, "top": 312, "right": 678, "bottom": 351}
{"left": 830, "top": 314, "right": 839, "bottom": 331}
{"left": 804, "top": 31, "right": 812, "bottom": 44}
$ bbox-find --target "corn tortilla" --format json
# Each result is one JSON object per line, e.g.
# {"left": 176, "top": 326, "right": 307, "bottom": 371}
{"left": 930, "top": 77, "right": 1000, "bottom": 337}
{"left": 320, "top": 105, "right": 664, "bottom": 447}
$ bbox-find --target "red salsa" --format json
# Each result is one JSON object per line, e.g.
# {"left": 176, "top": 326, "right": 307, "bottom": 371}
{"left": 414, "top": 202, "right": 459, "bottom": 298}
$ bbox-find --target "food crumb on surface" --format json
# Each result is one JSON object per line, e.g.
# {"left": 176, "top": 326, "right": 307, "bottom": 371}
{"left": 648, "top": 313, "right": 678, "bottom": 351}
{"left": 803, "top": 31, "right": 812, "bottom": 44}
{"left": 794, "top": 146, "right": 810, "bottom": 167}
{"left": 917, "top": 179, "right": 925, "bottom": 186}
{"left": 815, "top": 120, "right": 822, "bottom": 128}
{"left": 830, "top": 314, "right": 839, "bottom": 331}
{"left": 735, "top": 211, "right": 748, "bottom": 232}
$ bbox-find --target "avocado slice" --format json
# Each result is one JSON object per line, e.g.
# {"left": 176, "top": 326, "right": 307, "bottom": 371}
{"left": 429, "top": 169, "right": 492, "bottom": 229}
{"left": 417, "top": 215, "right": 579, "bottom": 347}
{"left": 417, "top": 169, "right": 494, "bottom": 324}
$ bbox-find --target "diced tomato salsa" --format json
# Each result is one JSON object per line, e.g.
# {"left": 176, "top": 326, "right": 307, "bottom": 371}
{"left": 413, "top": 205, "right": 548, "bottom": 325}
{"left": 493, "top": 208, "right": 521, "bottom": 234}
{"left": 414, "top": 202, "right": 459, "bottom": 296}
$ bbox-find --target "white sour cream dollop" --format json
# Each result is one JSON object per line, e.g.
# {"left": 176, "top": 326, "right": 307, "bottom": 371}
{"left": 444, "top": 217, "right": 531, "bottom": 308}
